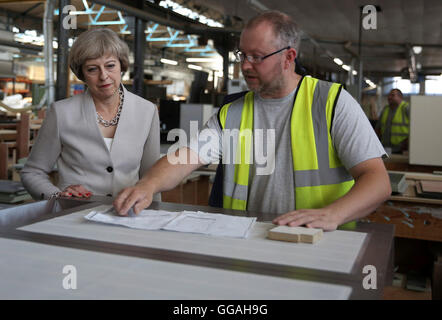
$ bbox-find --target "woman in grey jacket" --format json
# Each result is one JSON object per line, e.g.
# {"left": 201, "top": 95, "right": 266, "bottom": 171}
{"left": 21, "top": 28, "right": 160, "bottom": 200}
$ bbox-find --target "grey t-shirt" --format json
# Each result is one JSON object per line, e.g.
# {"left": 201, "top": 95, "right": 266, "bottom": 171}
{"left": 191, "top": 87, "right": 386, "bottom": 214}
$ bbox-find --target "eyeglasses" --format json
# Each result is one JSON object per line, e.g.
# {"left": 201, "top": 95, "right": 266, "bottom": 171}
{"left": 234, "top": 46, "right": 291, "bottom": 64}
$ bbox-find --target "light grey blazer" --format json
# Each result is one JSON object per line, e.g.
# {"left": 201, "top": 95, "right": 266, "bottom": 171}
{"left": 21, "top": 85, "right": 160, "bottom": 200}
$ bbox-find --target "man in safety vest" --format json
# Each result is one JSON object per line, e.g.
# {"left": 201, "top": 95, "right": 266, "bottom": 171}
{"left": 376, "top": 89, "right": 410, "bottom": 153}
{"left": 114, "top": 11, "right": 391, "bottom": 231}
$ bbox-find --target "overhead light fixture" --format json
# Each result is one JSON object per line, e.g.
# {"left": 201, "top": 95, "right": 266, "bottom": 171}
{"left": 159, "top": 0, "right": 223, "bottom": 27}
{"left": 342, "top": 64, "right": 351, "bottom": 71}
{"left": 333, "top": 58, "right": 343, "bottom": 65}
{"left": 187, "top": 64, "right": 203, "bottom": 71}
{"left": 412, "top": 46, "right": 423, "bottom": 54}
{"left": 365, "top": 78, "right": 376, "bottom": 88}
{"left": 186, "top": 57, "right": 221, "bottom": 62}
{"left": 352, "top": 70, "right": 358, "bottom": 75}
{"left": 160, "top": 58, "right": 178, "bottom": 65}
{"left": 248, "top": 0, "right": 269, "bottom": 12}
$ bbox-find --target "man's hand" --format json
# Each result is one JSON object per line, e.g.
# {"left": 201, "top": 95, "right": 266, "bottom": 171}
{"left": 113, "top": 183, "right": 154, "bottom": 216}
{"left": 273, "top": 158, "right": 390, "bottom": 231}
{"left": 112, "top": 148, "right": 206, "bottom": 216}
{"left": 272, "top": 208, "right": 340, "bottom": 231}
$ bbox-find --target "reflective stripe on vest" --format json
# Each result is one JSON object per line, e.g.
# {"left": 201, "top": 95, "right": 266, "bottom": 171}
{"left": 220, "top": 92, "right": 253, "bottom": 210}
{"left": 380, "top": 101, "right": 410, "bottom": 146}
{"left": 219, "top": 76, "right": 355, "bottom": 211}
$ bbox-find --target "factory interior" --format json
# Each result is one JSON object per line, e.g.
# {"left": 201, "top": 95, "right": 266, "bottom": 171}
{"left": 0, "top": 0, "right": 441, "bottom": 302}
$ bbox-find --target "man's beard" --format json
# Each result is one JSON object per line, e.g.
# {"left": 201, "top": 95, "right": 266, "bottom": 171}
{"left": 245, "top": 65, "right": 284, "bottom": 97}
{"left": 258, "top": 75, "right": 285, "bottom": 97}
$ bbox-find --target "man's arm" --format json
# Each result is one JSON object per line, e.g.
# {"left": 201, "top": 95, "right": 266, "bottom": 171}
{"left": 113, "top": 147, "right": 205, "bottom": 215}
{"left": 273, "top": 157, "right": 391, "bottom": 231}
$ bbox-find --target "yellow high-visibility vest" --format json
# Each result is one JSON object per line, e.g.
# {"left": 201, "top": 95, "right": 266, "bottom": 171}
{"left": 218, "top": 76, "right": 355, "bottom": 212}
{"left": 380, "top": 101, "right": 410, "bottom": 146}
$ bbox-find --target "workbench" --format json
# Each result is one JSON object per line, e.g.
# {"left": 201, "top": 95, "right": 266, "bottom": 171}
{"left": 367, "top": 169, "right": 442, "bottom": 299}
{"left": 383, "top": 153, "right": 442, "bottom": 174}
{"left": 0, "top": 197, "right": 394, "bottom": 300}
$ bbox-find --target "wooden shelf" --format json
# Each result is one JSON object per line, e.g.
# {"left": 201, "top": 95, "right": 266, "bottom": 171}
{"left": 0, "top": 77, "right": 32, "bottom": 96}
{"left": 3, "top": 89, "right": 30, "bottom": 94}
{"left": 0, "top": 77, "right": 32, "bottom": 84}
{"left": 388, "top": 171, "right": 442, "bottom": 205}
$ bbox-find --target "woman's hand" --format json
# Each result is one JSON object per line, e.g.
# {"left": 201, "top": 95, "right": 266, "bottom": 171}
{"left": 60, "top": 185, "right": 93, "bottom": 198}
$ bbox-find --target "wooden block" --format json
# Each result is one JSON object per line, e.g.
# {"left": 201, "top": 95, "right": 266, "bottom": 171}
{"left": 267, "top": 226, "right": 323, "bottom": 244}
{"left": 268, "top": 226, "right": 300, "bottom": 243}
{"left": 420, "top": 180, "right": 442, "bottom": 193}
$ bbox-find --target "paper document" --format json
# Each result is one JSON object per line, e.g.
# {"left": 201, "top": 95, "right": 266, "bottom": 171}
{"left": 84, "top": 208, "right": 256, "bottom": 239}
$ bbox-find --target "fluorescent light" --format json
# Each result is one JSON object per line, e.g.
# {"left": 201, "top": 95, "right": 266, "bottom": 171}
{"left": 159, "top": 0, "right": 223, "bottom": 27}
{"left": 333, "top": 58, "right": 343, "bottom": 65}
{"left": 160, "top": 58, "right": 178, "bottom": 65}
{"left": 186, "top": 57, "right": 222, "bottom": 63}
{"left": 364, "top": 78, "right": 376, "bottom": 88}
{"left": 342, "top": 64, "right": 351, "bottom": 71}
{"left": 352, "top": 70, "right": 358, "bottom": 75}
{"left": 248, "top": 0, "right": 269, "bottom": 11}
{"left": 412, "top": 46, "right": 422, "bottom": 54}
{"left": 187, "top": 64, "right": 203, "bottom": 71}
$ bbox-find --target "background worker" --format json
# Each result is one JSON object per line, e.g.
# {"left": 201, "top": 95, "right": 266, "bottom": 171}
{"left": 376, "top": 88, "right": 410, "bottom": 153}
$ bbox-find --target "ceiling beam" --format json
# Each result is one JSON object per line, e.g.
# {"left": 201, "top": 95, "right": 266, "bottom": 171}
{"left": 89, "top": 0, "right": 240, "bottom": 36}
{"left": 313, "top": 38, "right": 442, "bottom": 50}
{"left": 0, "top": 38, "right": 46, "bottom": 54}
{"left": 22, "top": 2, "right": 43, "bottom": 16}
{"left": 1, "top": 7, "right": 43, "bottom": 25}
{"left": 0, "top": 0, "right": 44, "bottom": 3}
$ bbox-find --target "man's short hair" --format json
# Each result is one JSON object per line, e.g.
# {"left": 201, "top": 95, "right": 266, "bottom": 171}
{"left": 244, "top": 10, "right": 301, "bottom": 53}
{"left": 69, "top": 28, "right": 129, "bottom": 81}
{"left": 390, "top": 89, "right": 403, "bottom": 97}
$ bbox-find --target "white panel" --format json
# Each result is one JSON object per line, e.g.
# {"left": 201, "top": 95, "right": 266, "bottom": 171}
{"left": 20, "top": 207, "right": 368, "bottom": 274}
{"left": 179, "top": 103, "right": 214, "bottom": 143}
{"left": 409, "top": 96, "right": 442, "bottom": 166}
{"left": 0, "top": 237, "right": 352, "bottom": 299}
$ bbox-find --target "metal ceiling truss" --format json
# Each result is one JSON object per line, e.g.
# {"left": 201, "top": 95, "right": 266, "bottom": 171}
{"left": 145, "top": 23, "right": 216, "bottom": 55}
{"left": 53, "top": 0, "right": 217, "bottom": 56}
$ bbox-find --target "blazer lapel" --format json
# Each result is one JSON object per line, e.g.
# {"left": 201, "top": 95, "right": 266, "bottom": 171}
{"left": 109, "top": 85, "right": 131, "bottom": 159}
{"left": 82, "top": 89, "right": 110, "bottom": 153}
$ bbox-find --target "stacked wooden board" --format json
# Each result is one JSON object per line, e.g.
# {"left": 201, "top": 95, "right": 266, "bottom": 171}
{"left": 416, "top": 180, "right": 442, "bottom": 200}
{"left": 0, "top": 180, "right": 31, "bottom": 203}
